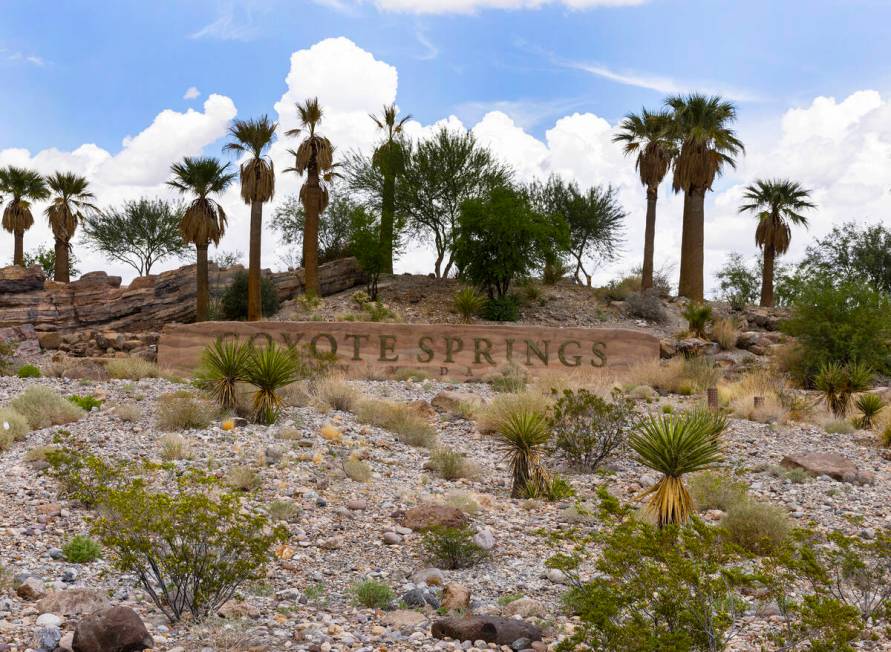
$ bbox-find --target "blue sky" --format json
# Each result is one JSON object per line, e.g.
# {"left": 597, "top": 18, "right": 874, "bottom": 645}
{"left": 2, "top": 0, "right": 891, "bottom": 289}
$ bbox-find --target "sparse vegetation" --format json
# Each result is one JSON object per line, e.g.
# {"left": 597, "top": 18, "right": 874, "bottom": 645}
{"left": 10, "top": 386, "right": 84, "bottom": 429}
{"left": 624, "top": 289, "right": 667, "bottom": 323}
{"left": 549, "top": 388, "right": 636, "bottom": 471}
{"left": 243, "top": 342, "right": 301, "bottom": 424}
{"left": 711, "top": 317, "right": 739, "bottom": 350}
{"left": 343, "top": 455, "right": 372, "bottom": 482}
{"left": 67, "top": 394, "right": 102, "bottom": 411}
{"left": 16, "top": 363, "right": 41, "bottom": 378}
{"left": 62, "top": 535, "right": 102, "bottom": 563}
{"left": 105, "top": 357, "right": 160, "bottom": 380}
{"left": 351, "top": 579, "right": 394, "bottom": 609}
{"left": 0, "top": 407, "right": 29, "bottom": 449}
{"left": 488, "top": 364, "right": 528, "bottom": 393}
{"left": 225, "top": 465, "right": 261, "bottom": 492}
{"left": 427, "top": 447, "right": 477, "bottom": 480}
{"left": 196, "top": 338, "right": 251, "bottom": 411}
{"left": 688, "top": 471, "right": 748, "bottom": 512}
{"left": 491, "top": 408, "right": 551, "bottom": 498}
{"left": 159, "top": 433, "right": 192, "bottom": 461}
{"left": 814, "top": 361, "right": 872, "bottom": 417}
{"left": 854, "top": 393, "right": 884, "bottom": 428}
{"left": 422, "top": 526, "right": 489, "bottom": 570}
{"left": 353, "top": 399, "right": 437, "bottom": 448}
{"left": 156, "top": 391, "right": 215, "bottom": 431}
{"left": 452, "top": 286, "right": 486, "bottom": 322}
{"left": 682, "top": 302, "right": 713, "bottom": 337}
{"left": 314, "top": 377, "right": 359, "bottom": 412}
{"left": 720, "top": 499, "right": 790, "bottom": 555}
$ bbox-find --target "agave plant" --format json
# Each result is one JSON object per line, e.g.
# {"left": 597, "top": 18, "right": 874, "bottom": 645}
{"left": 196, "top": 338, "right": 252, "bottom": 411}
{"left": 855, "top": 393, "right": 884, "bottom": 429}
{"left": 452, "top": 286, "right": 485, "bottom": 323}
{"left": 492, "top": 409, "right": 551, "bottom": 498}
{"left": 682, "top": 302, "right": 713, "bottom": 338}
{"left": 629, "top": 410, "right": 725, "bottom": 527}
{"left": 814, "top": 361, "right": 873, "bottom": 418}
{"left": 244, "top": 342, "right": 301, "bottom": 425}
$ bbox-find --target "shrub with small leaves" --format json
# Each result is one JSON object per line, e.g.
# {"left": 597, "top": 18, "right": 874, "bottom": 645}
{"left": 483, "top": 295, "right": 521, "bottom": 322}
{"left": 422, "top": 526, "right": 489, "bottom": 570}
{"left": 16, "top": 363, "right": 41, "bottom": 378}
{"left": 452, "top": 286, "right": 486, "bottom": 322}
{"left": 67, "top": 394, "right": 102, "bottom": 411}
{"left": 549, "top": 389, "right": 636, "bottom": 471}
{"left": 683, "top": 302, "right": 713, "bottom": 338}
{"left": 720, "top": 499, "right": 790, "bottom": 556}
{"left": 62, "top": 535, "right": 102, "bottom": 563}
{"left": 343, "top": 456, "right": 372, "bottom": 483}
{"left": 351, "top": 579, "right": 394, "bottom": 609}
{"left": 0, "top": 408, "right": 29, "bottom": 450}
{"left": 427, "top": 448, "right": 476, "bottom": 480}
{"left": 688, "top": 471, "right": 748, "bottom": 512}
{"left": 11, "top": 386, "right": 84, "bottom": 430}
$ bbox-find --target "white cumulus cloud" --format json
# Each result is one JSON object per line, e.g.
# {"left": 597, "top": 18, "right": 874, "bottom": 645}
{"left": 183, "top": 86, "right": 201, "bottom": 100}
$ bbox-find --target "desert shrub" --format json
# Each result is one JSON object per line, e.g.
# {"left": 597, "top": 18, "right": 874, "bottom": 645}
{"left": 729, "top": 394, "right": 788, "bottom": 424}
{"left": 267, "top": 499, "right": 299, "bottom": 523}
{"left": 319, "top": 422, "right": 342, "bottom": 443}
{"left": 225, "top": 465, "right": 260, "bottom": 492}
{"left": 422, "top": 526, "right": 489, "bottom": 570}
{"left": 711, "top": 317, "right": 739, "bottom": 350}
{"left": 0, "top": 340, "right": 14, "bottom": 375}
{"left": 721, "top": 499, "right": 790, "bottom": 555}
{"left": 10, "top": 386, "right": 84, "bottom": 429}
{"left": 822, "top": 418, "right": 855, "bottom": 435}
{"left": 343, "top": 456, "right": 372, "bottom": 482}
{"left": 491, "top": 409, "right": 551, "bottom": 498}
{"left": 483, "top": 295, "right": 521, "bottom": 322}
{"left": 353, "top": 400, "right": 437, "bottom": 448}
{"left": 62, "top": 535, "right": 102, "bottom": 563}
{"left": 16, "top": 363, "right": 41, "bottom": 378}
{"left": 549, "top": 388, "right": 636, "bottom": 471}
{"left": 113, "top": 403, "right": 141, "bottom": 422}
{"left": 91, "top": 471, "right": 287, "bottom": 622}
{"left": 427, "top": 448, "right": 477, "bottom": 480}
{"left": 219, "top": 270, "right": 279, "bottom": 320}
{"left": 854, "top": 393, "right": 884, "bottom": 428}
{"left": 624, "top": 289, "right": 667, "bottom": 323}
{"left": 159, "top": 433, "right": 192, "bottom": 461}
{"left": 196, "top": 338, "right": 251, "bottom": 411}
{"left": 156, "top": 392, "right": 215, "bottom": 431}
{"left": 682, "top": 302, "right": 713, "bottom": 338}
{"left": 23, "top": 444, "right": 57, "bottom": 463}
{"left": 351, "top": 579, "right": 394, "bottom": 609}
{"left": 629, "top": 410, "right": 726, "bottom": 526}
{"left": 624, "top": 357, "right": 720, "bottom": 396}
{"left": 488, "top": 364, "right": 528, "bottom": 393}
{"left": 67, "top": 394, "right": 102, "bottom": 411}
{"left": 527, "top": 473, "right": 576, "bottom": 501}
{"left": 716, "top": 252, "right": 760, "bottom": 309}
{"left": 105, "top": 357, "right": 159, "bottom": 380}
{"left": 362, "top": 301, "right": 397, "bottom": 322}
{"left": 243, "top": 342, "right": 301, "bottom": 424}
{"left": 476, "top": 391, "right": 551, "bottom": 435}
{"left": 0, "top": 407, "right": 29, "bottom": 449}
{"left": 599, "top": 273, "right": 640, "bottom": 301}
{"left": 443, "top": 490, "right": 480, "bottom": 514}
{"left": 781, "top": 276, "right": 891, "bottom": 383}
{"left": 314, "top": 377, "right": 359, "bottom": 412}
{"left": 517, "top": 277, "right": 544, "bottom": 305}
{"left": 814, "top": 361, "right": 872, "bottom": 417}
{"left": 688, "top": 471, "right": 748, "bottom": 512}
{"left": 881, "top": 426, "right": 891, "bottom": 447}
{"left": 452, "top": 286, "right": 486, "bottom": 322}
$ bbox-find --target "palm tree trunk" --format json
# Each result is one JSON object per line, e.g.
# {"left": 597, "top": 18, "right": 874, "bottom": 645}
{"left": 195, "top": 243, "right": 209, "bottom": 322}
{"left": 760, "top": 243, "right": 776, "bottom": 308}
{"left": 380, "top": 172, "right": 395, "bottom": 274}
{"left": 247, "top": 199, "right": 263, "bottom": 321}
{"left": 302, "top": 169, "right": 321, "bottom": 296}
{"left": 54, "top": 238, "right": 70, "bottom": 283}
{"left": 13, "top": 231, "right": 24, "bottom": 267}
{"left": 641, "top": 186, "right": 657, "bottom": 290}
{"left": 677, "top": 188, "right": 705, "bottom": 302}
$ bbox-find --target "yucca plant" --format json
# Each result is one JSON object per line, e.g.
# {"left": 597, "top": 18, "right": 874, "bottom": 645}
{"left": 244, "top": 343, "right": 301, "bottom": 424}
{"left": 682, "top": 302, "right": 713, "bottom": 338}
{"left": 492, "top": 410, "right": 551, "bottom": 498}
{"left": 629, "top": 410, "right": 726, "bottom": 527}
{"left": 814, "top": 361, "right": 873, "bottom": 418}
{"left": 453, "top": 286, "right": 485, "bottom": 323}
{"left": 196, "top": 338, "right": 252, "bottom": 411}
{"left": 854, "top": 393, "right": 884, "bottom": 429}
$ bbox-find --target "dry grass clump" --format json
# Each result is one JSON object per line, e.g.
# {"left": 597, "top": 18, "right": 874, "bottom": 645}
{"left": 729, "top": 395, "right": 788, "bottom": 424}
{"left": 622, "top": 357, "right": 720, "bottom": 396}
{"left": 10, "top": 386, "right": 84, "bottom": 430}
{"left": 111, "top": 403, "right": 141, "bottom": 422}
{"left": 23, "top": 444, "right": 57, "bottom": 463}
{"left": 426, "top": 448, "right": 478, "bottom": 480}
{"left": 314, "top": 377, "right": 360, "bottom": 412}
{"left": 475, "top": 391, "right": 552, "bottom": 435}
{"left": 278, "top": 381, "right": 312, "bottom": 408}
{"left": 155, "top": 391, "right": 216, "bottom": 431}
{"left": 353, "top": 400, "right": 438, "bottom": 448}
{"left": 688, "top": 471, "right": 748, "bottom": 512}
{"left": 710, "top": 317, "right": 739, "bottom": 350}
{"left": 717, "top": 368, "right": 798, "bottom": 423}
{"left": 343, "top": 455, "right": 372, "bottom": 482}
{"left": 442, "top": 490, "right": 481, "bottom": 514}
{"left": 720, "top": 499, "right": 791, "bottom": 556}
{"left": 225, "top": 465, "right": 261, "bottom": 491}
{"left": 159, "top": 433, "right": 192, "bottom": 461}
{"left": 821, "top": 417, "right": 855, "bottom": 435}
{"left": 319, "top": 422, "right": 342, "bottom": 443}
{"left": 105, "top": 357, "right": 160, "bottom": 380}
{"left": 0, "top": 407, "right": 30, "bottom": 449}
{"left": 875, "top": 409, "right": 891, "bottom": 447}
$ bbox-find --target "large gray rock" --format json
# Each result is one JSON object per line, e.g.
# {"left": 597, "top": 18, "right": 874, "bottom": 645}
{"left": 72, "top": 606, "right": 154, "bottom": 652}
{"left": 781, "top": 453, "right": 875, "bottom": 484}
{"left": 431, "top": 615, "right": 543, "bottom": 645}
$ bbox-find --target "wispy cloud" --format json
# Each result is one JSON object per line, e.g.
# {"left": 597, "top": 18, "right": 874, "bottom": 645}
{"left": 415, "top": 27, "right": 439, "bottom": 60}
{"left": 313, "top": 0, "right": 647, "bottom": 15}
{"left": 190, "top": 2, "right": 260, "bottom": 41}
{"left": 183, "top": 86, "right": 201, "bottom": 100}
{"left": 1, "top": 49, "right": 46, "bottom": 66}
{"left": 455, "top": 97, "right": 592, "bottom": 130}
{"left": 311, "top": 0, "right": 362, "bottom": 14}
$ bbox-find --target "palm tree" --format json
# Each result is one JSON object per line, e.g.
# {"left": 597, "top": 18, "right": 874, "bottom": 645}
{"left": 0, "top": 166, "right": 49, "bottom": 266}
{"left": 739, "top": 178, "right": 814, "bottom": 307}
{"left": 44, "top": 172, "right": 96, "bottom": 283}
{"left": 370, "top": 103, "right": 411, "bottom": 274}
{"left": 224, "top": 116, "right": 277, "bottom": 321}
{"left": 613, "top": 109, "right": 675, "bottom": 290}
{"left": 167, "top": 156, "right": 235, "bottom": 322}
{"left": 285, "top": 97, "right": 334, "bottom": 296}
{"left": 666, "top": 94, "right": 744, "bottom": 301}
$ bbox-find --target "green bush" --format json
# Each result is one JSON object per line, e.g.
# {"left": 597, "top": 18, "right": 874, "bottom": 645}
{"left": 422, "top": 526, "right": 489, "bottom": 570}
{"left": 220, "top": 270, "right": 279, "bottom": 320}
{"left": 549, "top": 389, "right": 636, "bottom": 471}
{"left": 720, "top": 499, "right": 790, "bottom": 555}
{"left": 427, "top": 448, "right": 476, "bottom": 480}
{"left": 683, "top": 302, "right": 713, "bottom": 338}
{"left": 0, "top": 407, "right": 29, "bottom": 449}
{"left": 483, "top": 295, "right": 520, "bottom": 322}
{"left": 453, "top": 286, "right": 485, "bottom": 322}
{"left": 16, "top": 364, "right": 41, "bottom": 378}
{"left": 687, "top": 471, "right": 748, "bottom": 512}
{"left": 488, "top": 364, "right": 527, "bottom": 393}
{"left": 10, "top": 386, "right": 84, "bottom": 429}
{"left": 67, "top": 394, "right": 103, "bottom": 411}
{"left": 351, "top": 579, "right": 394, "bottom": 609}
{"left": 156, "top": 391, "right": 216, "bottom": 431}
{"left": 62, "top": 535, "right": 102, "bottom": 563}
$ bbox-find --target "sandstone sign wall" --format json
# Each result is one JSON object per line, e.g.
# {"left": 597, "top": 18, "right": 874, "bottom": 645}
{"left": 159, "top": 321, "right": 660, "bottom": 378}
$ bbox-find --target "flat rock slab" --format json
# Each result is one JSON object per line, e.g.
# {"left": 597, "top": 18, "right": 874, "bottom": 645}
{"left": 399, "top": 503, "right": 468, "bottom": 531}
{"left": 781, "top": 453, "right": 875, "bottom": 485}
{"left": 431, "top": 616, "right": 543, "bottom": 645}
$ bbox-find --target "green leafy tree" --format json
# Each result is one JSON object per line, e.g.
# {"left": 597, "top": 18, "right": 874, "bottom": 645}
{"left": 167, "top": 157, "right": 235, "bottom": 322}
{"left": 44, "top": 171, "right": 96, "bottom": 283}
{"left": 220, "top": 270, "right": 280, "bottom": 320}
{"left": 350, "top": 207, "right": 389, "bottom": 300}
{"left": 798, "top": 222, "right": 891, "bottom": 295}
{"left": 369, "top": 104, "right": 411, "bottom": 274}
{"left": 613, "top": 109, "right": 676, "bottom": 290}
{"left": 81, "top": 198, "right": 189, "bottom": 276}
{"left": 666, "top": 94, "right": 744, "bottom": 301}
{"left": 739, "top": 178, "right": 814, "bottom": 307}
{"left": 23, "top": 244, "right": 79, "bottom": 280}
{"left": 270, "top": 190, "right": 357, "bottom": 266}
{"left": 0, "top": 166, "right": 49, "bottom": 266}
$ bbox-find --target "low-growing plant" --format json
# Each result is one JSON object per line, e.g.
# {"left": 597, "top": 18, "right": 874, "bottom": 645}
{"left": 23, "top": 444, "right": 56, "bottom": 463}
{"left": 156, "top": 392, "right": 215, "bottom": 431}
{"left": 112, "top": 403, "right": 141, "bottom": 422}
{"left": 443, "top": 491, "right": 480, "bottom": 514}
{"left": 492, "top": 409, "right": 551, "bottom": 498}
{"left": 427, "top": 447, "right": 477, "bottom": 480}
{"left": 683, "top": 302, "right": 713, "bottom": 338}
{"left": 353, "top": 400, "right": 437, "bottom": 448}
{"left": 624, "top": 289, "right": 667, "bottom": 323}
{"left": 10, "top": 386, "right": 84, "bottom": 429}
{"left": 0, "top": 407, "right": 29, "bottom": 449}
{"left": 343, "top": 455, "right": 372, "bottom": 482}
{"left": 823, "top": 418, "right": 855, "bottom": 435}
{"left": 351, "top": 579, "right": 394, "bottom": 609}
{"left": 814, "top": 361, "right": 872, "bottom": 417}
{"left": 483, "top": 295, "right": 521, "bottom": 322}
{"left": 527, "top": 473, "right": 576, "bottom": 502}
{"left": 688, "top": 471, "right": 748, "bottom": 512}
{"left": 319, "top": 422, "right": 342, "bottom": 443}
{"left": 225, "top": 465, "right": 261, "bottom": 492}
{"left": 721, "top": 499, "right": 791, "bottom": 555}
{"left": 711, "top": 317, "right": 739, "bottom": 350}
{"left": 105, "top": 357, "right": 160, "bottom": 380}
{"left": 62, "top": 535, "right": 102, "bottom": 563}
{"left": 453, "top": 286, "right": 486, "bottom": 322}
{"left": 67, "top": 394, "right": 102, "bottom": 411}
{"left": 16, "top": 363, "right": 41, "bottom": 378}
{"left": 159, "top": 433, "right": 192, "bottom": 461}
{"left": 196, "top": 338, "right": 251, "bottom": 411}
{"left": 243, "top": 343, "right": 301, "bottom": 424}
{"left": 476, "top": 391, "right": 552, "bottom": 435}
{"left": 854, "top": 393, "right": 884, "bottom": 429}
{"left": 549, "top": 388, "right": 636, "bottom": 471}
{"left": 422, "top": 526, "right": 489, "bottom": 570}
{"left": 314, "top": 377, "right": 359, "bottom": 412}
{"left": 267, "top": 499, "right": 299, "bottom": 523}
{"left": 488, "top": 364, "right": 528, "bottom": 393}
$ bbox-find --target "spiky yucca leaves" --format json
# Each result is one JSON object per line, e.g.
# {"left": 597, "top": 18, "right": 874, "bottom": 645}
{"left": 244, "top": 343, "right": 301, "bottom": 425}
{"left": 492, "top": 410, "right": 551, "bottom": 498}
{"left": 629, "top": 410, "right": 725, "bottom": 527}
{"left": 370, "top": 103, "right": 411, "bottom": 274}
{"left": 44, "top": 172, "right": 96, "bottom": 283}
{"left": 682, "top": 302, "right": 713, "bottom": 338}
{"left": 814, "top": 361, "right": 873, "bottom": 418}
{"left": 0, "top": 166, "right": 50, "bottom": 266}
{"left": 196, "top": 338, "right": 252, "bottom": 411}
{"left": 855, "top": 393, "right": 884, "bottom": 429}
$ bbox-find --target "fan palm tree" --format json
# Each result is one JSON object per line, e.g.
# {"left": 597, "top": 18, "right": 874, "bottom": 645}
{"left": 370, "top": 103, "right": 411, "bottom": 274}
{"left": 739, "top": 178, "right": 814, "bottom": 307}
{"left": 224, "top": 115, "right": 277, "bottom": 321}
{"left": 613, "top": 109, "right": 675, "bottom": 290}
{"left": 666, "top": 94, "right": 744, "bottom": 301}
{"left": 44, "top": 172, "right": 96, "bottom": 283}
{"left": 284, "top": 97, "right": 335, "bottom": 296}
{"left": 167, "top": 156, "right": 235, "bottom": 322}
{"left": 0, "top": 166, "right": 49, "bottom": 266}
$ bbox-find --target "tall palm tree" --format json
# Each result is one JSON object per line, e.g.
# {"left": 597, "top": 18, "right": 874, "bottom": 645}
{"left": 0, "top": 166, "right": 49, "bottom": 266}
{"left": 739, "top": 178, "right": 814, "bottom": 307}
{"left": 370, "top": 103, "right": 411, "bottom": 274}
{"left": 167, "top": 156, "right": 235, "bottom": 322}
{"left": 666, "top": 94, "right": 744, "bottom": 301}
{"left": 613, "top": 109, "right": 675, "bottom": 290}
{"left": 44, "top": 172, "right": 96, "bottom": 283}
{"left": 284, "top": 97, "right": 334, "bottom": 296}
{"left": 224, "top": 115, "right": 277, "bottom": 321}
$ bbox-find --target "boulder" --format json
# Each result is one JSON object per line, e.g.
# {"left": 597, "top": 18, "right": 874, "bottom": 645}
{"left": 399, "top": 503, "right": 468, "bottom": 531}
{"left": 0, "top": 264, "right": 44, "bottom": 292}
{"left": 16, "top": 576, "right": 46, "bottom": 601}
{"left": 781, "top": 453, "right": 875, "bottom": 485}
{"left": 431, "top": 616, "right": 543, "bottom": 645}
{"left": 382, "top": 609, "right": 427, "bottom": 629}
{"left": 37, "top": 589, "right": 111, "bottom": 617}
{"left": 72, "top": 606, "right": 154, "bottom": 652}
{"left": 440, "top": 582, "right": 471, "bottom": 613}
